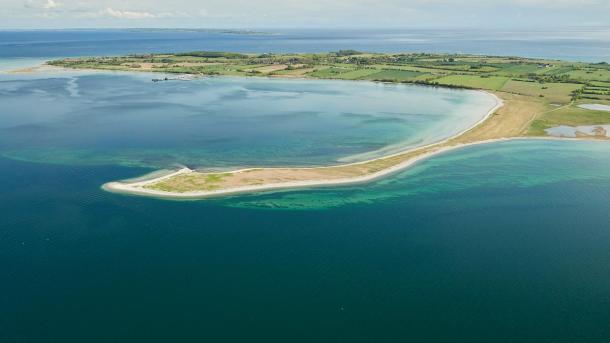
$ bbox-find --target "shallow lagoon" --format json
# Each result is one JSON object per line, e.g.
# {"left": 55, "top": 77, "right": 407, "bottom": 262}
{"left": 0, "top": 71, "right": 496, "bottom": 169}
{"left": 578, "top": 104, "right": 610, "bottom": 112}
{"left": 546, "top": 125, "right": 610, "bottom": 138}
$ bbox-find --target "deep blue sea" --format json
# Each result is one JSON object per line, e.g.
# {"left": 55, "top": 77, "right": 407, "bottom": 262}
{"left": 1, "top": 28, "right": 610, "bottom": 62}
{"left": 1, "top": 30, "right": 610, "bottom": 342}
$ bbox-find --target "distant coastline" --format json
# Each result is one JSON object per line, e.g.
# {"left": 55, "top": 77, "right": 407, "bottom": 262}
{"left": 122, "top": 28, "right": 273, "bottom": 35}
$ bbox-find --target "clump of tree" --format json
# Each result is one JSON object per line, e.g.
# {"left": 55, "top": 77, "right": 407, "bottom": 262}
{"left": 176, "top": 51, "right": 247, "bottom": 59}
{"left": 526, "top": 73, "right": 571, "bottom": 83}
{"left": 571, "top": 88, "right": 584, "bottom": 101}
{"left": 334, "top": 50, "right": 362, "bottom": 56}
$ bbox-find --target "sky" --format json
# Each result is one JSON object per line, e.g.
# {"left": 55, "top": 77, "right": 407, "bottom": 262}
{"left": 0, "top": 0, "right": 609, "bottom": 29}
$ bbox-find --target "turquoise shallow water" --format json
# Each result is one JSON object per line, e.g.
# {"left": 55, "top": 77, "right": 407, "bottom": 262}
{"left": 223, "top": 139, "right": 610, "bottom": 209}
{"left": 1, "top": 139, "right": 609, "bottom": 342}
{"left": 0, "top": 71, "right": 495, "bottom": 169}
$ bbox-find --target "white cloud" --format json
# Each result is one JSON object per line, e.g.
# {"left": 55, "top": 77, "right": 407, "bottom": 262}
{"left": 104, "top": 7, "right": 156, "bottom": 19}
{"left": 43, "top": 0, "right": 60, "bottom": 9}
{"left": 4, "top": 0, "right": 610, "bottom": 28}
{"left": 24, "top": 0, "right": 61, "bottom": 10}
{"left": 512, "top": 0, "right": 603, "bottom": 6}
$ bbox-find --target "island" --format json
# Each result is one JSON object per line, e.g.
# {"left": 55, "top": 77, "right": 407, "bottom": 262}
{"left": 48, "top": 51, "right": 610, "bottom": 198}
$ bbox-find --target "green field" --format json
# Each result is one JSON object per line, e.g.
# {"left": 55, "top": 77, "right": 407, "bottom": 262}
{"left": 494, "top": 63, "right": 553, "bottom": 76}
{"left": 330, "top": 68, "right": 380, "bottom": 80}
{"left": 560, "top": 68, "right": 610, "bottom": 82}
{"left": 591, "top": 81, "right": 610, "bottom": 88}
{"left": 306, "top": 66, "right": 356, "bottom": 78}
{"left": 433, "top": 75, "right": 510, "bottom": 90}
{"left": 361, "top": 69, "right": 424, "bottom": 82}
{"left": 580, "top": 82, "right": 610, "bottom": 102}
{"left": 500, "top": 80, "right": 583, "bottom": 104}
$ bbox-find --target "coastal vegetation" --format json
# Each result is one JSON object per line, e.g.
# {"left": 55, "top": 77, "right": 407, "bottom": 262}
{"left": 49, "top": 51, "right": 610, "bottom": 104}
{"left": 49, "top": 52, "right": 610, "bottom": 197}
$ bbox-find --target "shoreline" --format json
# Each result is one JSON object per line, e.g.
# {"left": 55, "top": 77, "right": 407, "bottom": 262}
{"left": 9, "top": 59, "right": 608, "bottom": 200}
{"left": 102, "top": 136, "right": 607, "bottom": 200}
{"left": 102, "top": 93, "right": 503, "bottom": 199}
